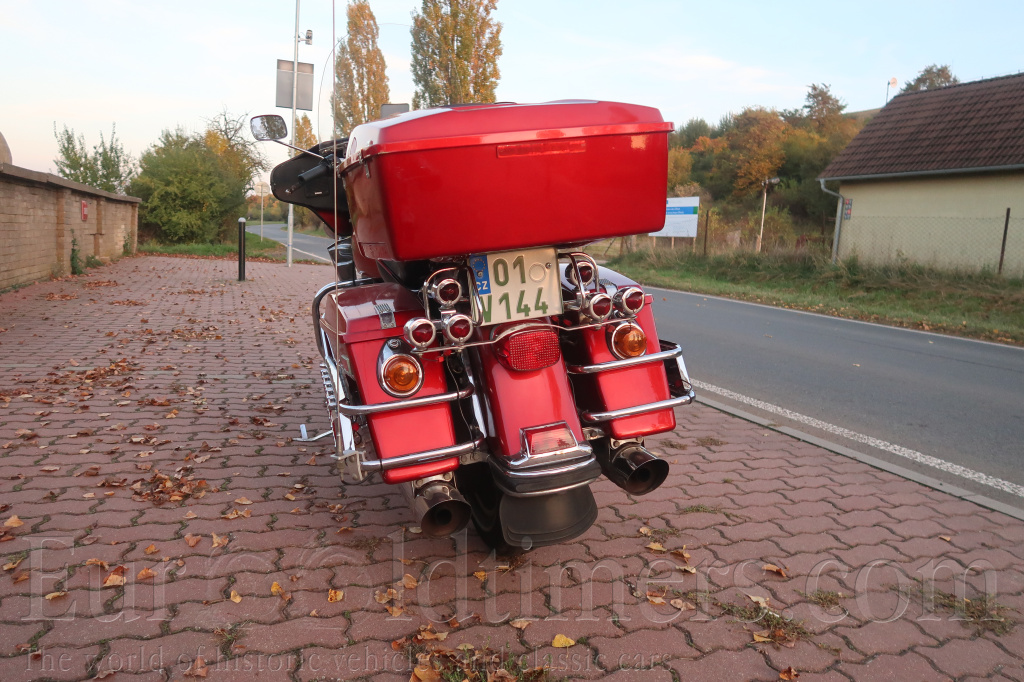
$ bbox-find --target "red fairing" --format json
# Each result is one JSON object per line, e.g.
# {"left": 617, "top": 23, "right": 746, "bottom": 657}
{"left": 477, "top": 340, "right": 584, "bottom": 459}
{"left": 320, "top": 283, "right": 457, "bottom": 483}
{"left": 342, "top": 101, "right": 672, "bottom": 261}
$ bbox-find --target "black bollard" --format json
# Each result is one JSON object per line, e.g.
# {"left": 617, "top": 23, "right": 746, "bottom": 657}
{"left": 238, "top": 217, "right": 246, "bottom": 282}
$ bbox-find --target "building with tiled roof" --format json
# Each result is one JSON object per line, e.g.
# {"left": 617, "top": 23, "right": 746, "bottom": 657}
{"left": 819, "top": 73, "right": 1024, "bottom": 274}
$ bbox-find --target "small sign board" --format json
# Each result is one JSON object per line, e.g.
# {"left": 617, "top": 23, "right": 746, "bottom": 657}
{"left": 651, "top": 197, "right": 699, "bottom": 238}
{"left": 843, "top": 197, "right": 853, "bottom": 220}
{"left": 81, "top": 200, "right": 88, "bottom": 221}
{"left": 275, "top": 60, "right": 314, "bottom": 111}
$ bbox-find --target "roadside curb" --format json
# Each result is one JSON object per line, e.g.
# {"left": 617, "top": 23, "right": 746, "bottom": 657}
{"left": 696, "top": 394, "right": 1024, "bottom": 523}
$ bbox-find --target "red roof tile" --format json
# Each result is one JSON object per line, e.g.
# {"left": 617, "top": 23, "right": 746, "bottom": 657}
{"left": 820, "top": 72, "right": 1024, "bottom": 180}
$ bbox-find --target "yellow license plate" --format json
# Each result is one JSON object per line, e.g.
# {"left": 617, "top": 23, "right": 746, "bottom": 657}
{"left": 469, "top": 248, "right": 563, "bottom": 325}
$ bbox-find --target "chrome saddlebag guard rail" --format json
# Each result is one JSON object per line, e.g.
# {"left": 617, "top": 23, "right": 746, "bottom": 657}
{"left": 568, "top": 340, "right": 695, "bottom": 424}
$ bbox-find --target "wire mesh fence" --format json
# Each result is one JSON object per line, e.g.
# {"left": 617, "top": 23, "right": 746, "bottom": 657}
{"left": 837, "top": 213, "right": 1022, "bottom": 277}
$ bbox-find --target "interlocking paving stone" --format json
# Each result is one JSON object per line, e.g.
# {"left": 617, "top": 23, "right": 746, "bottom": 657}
{"left": 1, "top": 256, "right": 1022, "bottom": 680}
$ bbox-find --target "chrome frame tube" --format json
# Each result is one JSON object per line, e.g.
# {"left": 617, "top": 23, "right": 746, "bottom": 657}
{"left": 567, "top": 341, "right": 684, "bottom": 374}
{"left": 358, "top": 437, "right": 484, "bottom": 473}
{"left": 337, "top": 385, "right": 473, "bottom": 417}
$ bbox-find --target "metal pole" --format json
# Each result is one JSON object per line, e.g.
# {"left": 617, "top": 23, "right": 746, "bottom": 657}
{"left": 756, "top": 180, "right": 768, "bottom": 253}
{"left": 260, "top": 185, "right": 264, "bottom": 241}
{"left": 287, "top": 0, "right": 300, "bottom": 268}
{"left": 998, "top": 207, "right": 1011, "bottom": 275}
{"left": 703, "top": 210, "right": 709, "bottom": 256}
{"left": 238, "top": 217, "right": 246, "bottom": 282}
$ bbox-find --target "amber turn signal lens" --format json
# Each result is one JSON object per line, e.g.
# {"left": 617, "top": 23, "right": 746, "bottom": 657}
{"left": 381, "top": 355, "right": 422, "bottom": 396}
{"left": 610, "top": 323, "right": 647, "bottom": 359}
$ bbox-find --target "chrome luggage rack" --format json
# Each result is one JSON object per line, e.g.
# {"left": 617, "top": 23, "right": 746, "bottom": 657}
{"left": 567, "top": 340, "right": 695, "bottom": 423}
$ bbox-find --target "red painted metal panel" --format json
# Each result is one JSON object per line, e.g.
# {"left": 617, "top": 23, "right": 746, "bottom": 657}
{"left": 477, "top": 341, "right": 583, "bottom": 459}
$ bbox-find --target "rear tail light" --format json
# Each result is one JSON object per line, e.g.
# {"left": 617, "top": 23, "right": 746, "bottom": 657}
{"left": 443, "top": 314, "right": 474, "bottom": 343}
{"left": 565, "top": 261, "right": 595, "bottom": 286}
{"left": 494, "top": 328, "right": 561, "bottom": 371}
{"left": 614, "top": 286, "right": 645, "bottom": 315}
{"left": 523, "top": 422, "right": 577, "bottom": 455}
{"left": 431, "top": 278, "right": 462, "bottom": 306}
{"left": 404, "top": 318, "right": 437, "bottom": 348}
{"left": 609, "top": 322, "right": 647, "bottom": 359}
{"left": 380, "top": 354, "right": 423, "bottom": 397}
{"left": 585, "top": 293, "right": 613, "bottom": 321}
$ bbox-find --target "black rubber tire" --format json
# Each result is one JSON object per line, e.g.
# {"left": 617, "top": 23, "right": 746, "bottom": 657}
{"left": 456, "top": 462, "right": 515, "bottom": 554}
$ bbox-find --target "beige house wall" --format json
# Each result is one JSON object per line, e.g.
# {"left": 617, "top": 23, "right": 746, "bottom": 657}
{"left": 836, "top": 172, "right": 1024, "bottom": 275}
{"left": 0, "top": 163, "right": 139, "bottom": 290}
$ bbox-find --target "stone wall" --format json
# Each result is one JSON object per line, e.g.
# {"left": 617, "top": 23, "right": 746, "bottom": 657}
{"left": 0, "top": 163, "right": 139, "bottom": 290}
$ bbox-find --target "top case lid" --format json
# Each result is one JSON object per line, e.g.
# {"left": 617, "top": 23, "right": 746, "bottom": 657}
{"left": 342, "top": 100, "right": 672, "bottom": 167}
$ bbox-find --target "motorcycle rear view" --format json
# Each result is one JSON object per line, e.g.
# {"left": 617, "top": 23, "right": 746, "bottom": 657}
{"left": 252, "top": 100, "right": 694, "bottom": 552}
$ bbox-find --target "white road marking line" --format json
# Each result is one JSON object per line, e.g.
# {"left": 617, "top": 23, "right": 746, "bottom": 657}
{"left": 290, "top": 247, "right": 330, "bottom": 263}
{"left": 692, "top": 379, "right": 1024, "bottom": 499}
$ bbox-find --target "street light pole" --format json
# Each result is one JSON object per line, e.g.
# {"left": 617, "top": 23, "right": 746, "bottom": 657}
{"left": 287, "top": 0, "right": 301, "bottom": 268}
{"left": 756, "top": 177, "right": 780, "bottom": 254}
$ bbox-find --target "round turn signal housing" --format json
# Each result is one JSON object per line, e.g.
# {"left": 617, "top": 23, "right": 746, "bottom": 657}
{"left": 444, "top": 314, "right": 474, "bottom": 343}
{"left": 431, "top": 278, "right": 462, "bottom": 306}
{"left": 380, "top": 354, "right": 423, "bottom": 397}
{"left": 586, "top": 293, "right": 613, "bottom": 321}
{"left": 609, "top": 322, "right": 647, "bottom": 359}
{"left": 565, "top": 261, "right": 595, "bottom": 286}
{"left": 614, "top": 286, "right": 646, "bottom": 316}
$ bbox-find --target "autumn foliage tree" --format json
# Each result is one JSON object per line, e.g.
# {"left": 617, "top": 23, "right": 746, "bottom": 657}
{"left": 901, "top": 64, "right": 959, "bottom": 93}
{"left": 53, "top": 124, "right": 136, "bottom": 194}
{"left": 333, "top": 0, "right": 390, "bottom": 135}
{"left": 410, "top": 0, "right": 502, "bottom": 109}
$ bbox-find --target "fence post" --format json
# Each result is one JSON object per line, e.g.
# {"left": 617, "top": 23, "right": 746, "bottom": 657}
{"left": 703, "top": 210, "right": 710, "bottom": 256}
{"left": 238, "top": 217, "right": 246, "bottom": 282}
{"left": 998, "top": 208, "right": 1011, "bottom": 276}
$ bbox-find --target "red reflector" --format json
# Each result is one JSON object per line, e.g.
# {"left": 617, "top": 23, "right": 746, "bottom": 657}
{"left": 624, "top": 289, "right": 645, "bottom": 311}
{"left": 497, "top": 139, "right": 586, "bottom": 158}
{"left": 449, "top": 317, "right": 472, "bottom": 340}
{"left": 494, "top": 329, "right": 561, "bottom": 371}
{"left": 411, "top": 322, "right": 434, "bottom": 344}
{"left": 525, "top": 423, "right": 576, "bottom": 455}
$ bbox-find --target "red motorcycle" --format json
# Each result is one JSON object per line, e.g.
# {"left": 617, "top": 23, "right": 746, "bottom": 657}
{"left": 251, "top": 100, "right": 693, "bottom": 551}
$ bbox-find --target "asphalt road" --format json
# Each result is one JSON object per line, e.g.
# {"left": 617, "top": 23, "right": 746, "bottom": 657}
{"left": 245, "top": 222, "right": 333, "bottom": 262}
{"left": 652, "top": 288, "right": 1024, "bottom": 509}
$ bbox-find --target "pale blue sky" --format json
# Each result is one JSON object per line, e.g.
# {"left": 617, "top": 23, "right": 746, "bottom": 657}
{"left": 1, "top": 0, "right": 1021, "bottom": 179}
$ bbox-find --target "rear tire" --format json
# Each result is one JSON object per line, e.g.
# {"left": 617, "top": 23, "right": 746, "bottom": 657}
{"left": 456, "top": 462, "right": 514, "bottom": 554}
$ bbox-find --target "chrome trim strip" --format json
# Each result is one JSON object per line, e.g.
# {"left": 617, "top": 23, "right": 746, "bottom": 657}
{"left": 567, "top": 341, "right": 683, "bottom": 374}
{"left": 498, "top": 476, "right": 600, "bottom": 498}
{"left": 337, "top": 385, "right": 473, "bottom": 417}
{"left": 579, "top": 394, "right": 693, "bottom": 423}
{"left": 495, "top": 455, "right": 597, "bottom": 479}
{"left": 358, "top": 437, "right": 484, "bottom": 473}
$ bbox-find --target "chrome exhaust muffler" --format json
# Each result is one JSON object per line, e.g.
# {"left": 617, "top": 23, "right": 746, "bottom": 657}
{"left": 600, "top": 442, "right": 669, "bottom": 496}
{"left": 404, "top": 477, "right": 471, "bottom": 537}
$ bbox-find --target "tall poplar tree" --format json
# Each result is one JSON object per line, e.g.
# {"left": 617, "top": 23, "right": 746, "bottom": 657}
{"left": 333, "top": 0, "right": 390, "bottom": 136}
{"left": 410, "top": 0, "right": 502, "bottom": 109}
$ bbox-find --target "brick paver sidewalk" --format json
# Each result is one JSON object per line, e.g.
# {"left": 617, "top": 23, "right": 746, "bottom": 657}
{"left": 1, "top": 256, "right": 1022, "bottom": 681}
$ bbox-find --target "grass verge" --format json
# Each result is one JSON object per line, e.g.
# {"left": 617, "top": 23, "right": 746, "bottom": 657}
{"left": 137, "top": 239, "right": 326, "bottom": 265}
{"left": 607, "top": 249, "right": 1024, "bottom": 346}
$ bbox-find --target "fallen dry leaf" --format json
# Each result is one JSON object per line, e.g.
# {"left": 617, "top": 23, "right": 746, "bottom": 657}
{"left": 473, "top": 570, "right": 487, "bottom": 582}
{"left": 407, "top": 526, "right": 422, "bottom": 534}
{"left": 84, "top": 558, "right": 110, "bottom": 570}
{"left": 184, "top": 534, "right": 201, "bottom": 548}
{"left": 671, "top": 547, "right": 691, "bottom": 563}
{"left": 137, "top": 567, "right": 156, "bottom": 580}
{"left": 184, "top": 511, "right": 198, "bottom": 519}
{"left": 678, "top": 565, "right": 696, "bottom": 574}
{"left": 509, "top": 619, "right": 531, "bottom": 630}
{"left": 646, "top": 541, "right": 666, "bottom": 552}
{"left": 183, "top": 655, "right": 208, "bottom": 678}
{"left": 552, "top": 634, "right": 576, "bottom": 648}
{"left": 411, "top": 664, "right": 441, "bottom": 682}
{"left": 44, "top": 591, "right": 68, "bottom": 600}
{"left": 3, "top": 516, "right": 24, "bottom": 528}
{"left": 234, "top": 497, "right": 253, "bottom": 505}
{"left": 753, "top": 631, "right": 773, "bottom": 643}
{"left": 102, "top": 565, "right": 127, "bottom": 588}
{"left": 639, "top": 526, "right": 653, "bottom": 537}
{"left": 939, "top": 535, "right": 952, "bottom": 542}
{"left": 385, "top": 604, "right": 404, "bottom": 617}
{"left": 3, "top": 557, "right": 23, "bottom": 571}
{"left": 271, "top": 581, "right": 284, "bottom": 596}
{"left": 748, "top": 594, "right": 770, "bottom": 608}
{"left": 144, "top": 544, "right": 159, "bottom": 555}
{"left": 211, "top": 533, "right": 229, "bottom": 548}
{"left": 401, "top": 574, "right": 419, "bottom": 590}
{"left": 374, "top": 588, "right": 399, "bottom": 604}
{"left": 646, "top": 592, "right": 667, "bottom": 605}
{"left": 40, "top": 466, "right": 60, "bottom": 473}
{"left": 13, "top": 570, "right": 29, "bottom": 584}
{"left": 670, "top": 599, "right": 696, "bottom": 611}
{"left": 779, "top": 667, "right": 800, "bottom": 680}
{"left": 328, "top": 589, "right": 343, "bottom": 602}
{"left": 229, "top": 590, "right": 242, "bottom": 603}
{"left": 763, "top": 563, "right": 788, "bottom": 578}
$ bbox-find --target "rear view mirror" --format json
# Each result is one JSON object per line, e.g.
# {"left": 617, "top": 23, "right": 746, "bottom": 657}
{"left": 251, "top": 115, "right": 288, "bottom": 141}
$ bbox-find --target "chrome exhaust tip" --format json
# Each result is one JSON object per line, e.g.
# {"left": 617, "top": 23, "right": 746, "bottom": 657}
{"left": 601, "top": 443, "right": 669, "bottom": 496}
{"left": 407, "top": 479, "right": 471, "bottom": 537}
